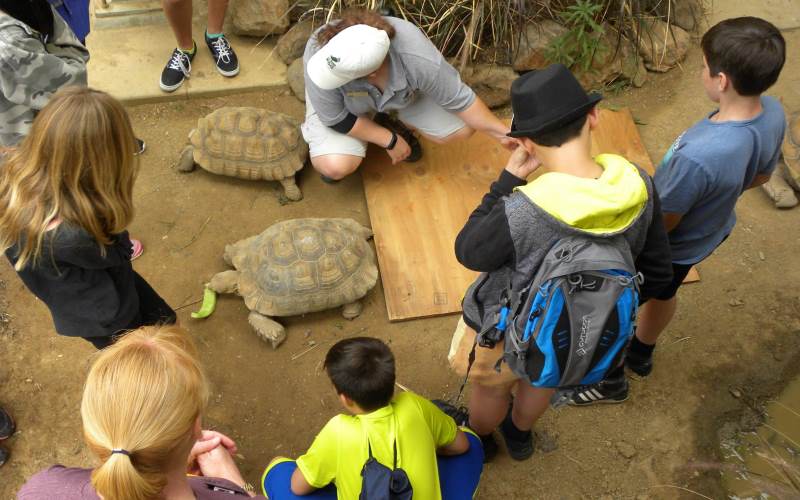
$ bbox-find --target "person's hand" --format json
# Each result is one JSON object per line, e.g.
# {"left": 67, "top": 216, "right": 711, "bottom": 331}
{"left": 498, "top": 136, "right": 519, "bottom": 151}
{"left": 196, "top": 446, "right": 252, "bottom": 495}
{"left": 504, "top": 146, "right": 541, "bottom": 180}
{"left": 385, "top": 134, "right": 411, "bottom": 164}
{"left": 187, "top": 430, "right": 238, "bottom": 475}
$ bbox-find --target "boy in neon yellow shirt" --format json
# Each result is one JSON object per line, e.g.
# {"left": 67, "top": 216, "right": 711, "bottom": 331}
{"left": 263, "top": 337, "right": 483, "bottom": 499}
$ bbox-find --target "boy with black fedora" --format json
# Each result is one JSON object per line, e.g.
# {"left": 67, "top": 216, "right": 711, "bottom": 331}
{"left": 447, "top": 64, "right": 673, "bottom": 461}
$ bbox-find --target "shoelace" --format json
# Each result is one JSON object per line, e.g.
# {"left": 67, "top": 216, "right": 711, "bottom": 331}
{"left": 210, "top": 37, "right": 231, "bottom": 63}
{"left": 168, "top": 50, "right": 191, "bottom": 76}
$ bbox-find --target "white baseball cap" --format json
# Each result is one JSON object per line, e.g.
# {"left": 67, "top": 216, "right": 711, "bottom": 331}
{"left": 306, "top": 24, "right": 391, "bottom": 90}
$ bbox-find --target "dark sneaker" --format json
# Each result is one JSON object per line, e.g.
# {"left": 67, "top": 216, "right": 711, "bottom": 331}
{"left": 0, "top": 407, "right": 15, "bottom": 440}
{"left": 135, "top": 138, "right": 146, "bottom": 156}
{"left": 499, "top": 412, "right": 535, "bottom": 461}
{"left": 0, "top": 446, "right": 8, "bottom": 467}
{"left": 431, "top": 399, "right": 469, "bottom": 426}
{"left": 205, "top": 33, "right": 239, "bottom": 77}
{"left": 568, "top": 377, "right": 629, "bottom": 406}
{"left": 320, "top": 174, "right": 340, "bottom": 184}
{"left": 625, "top": 351, "right": 653, "bottom": 377}
{"left": 160, "top": 46, "right": 194, "bottom": 92}
{"left": 373, "top": 112, "right": 422, "bottom": 162}
{"left": 479, "top": 433, "right": 499, "bottom": 463}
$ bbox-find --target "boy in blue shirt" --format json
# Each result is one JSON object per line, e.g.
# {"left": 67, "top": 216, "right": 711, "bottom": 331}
{"left": 570, "top": 16, "right": 786, "bottom": 404}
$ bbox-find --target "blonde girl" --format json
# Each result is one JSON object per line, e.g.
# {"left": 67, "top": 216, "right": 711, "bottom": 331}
{"left": 18, "top": 325, "right": 263, "bottom": 499}
{"left": 0, "top": 86, "right": 172, "bottom": 349}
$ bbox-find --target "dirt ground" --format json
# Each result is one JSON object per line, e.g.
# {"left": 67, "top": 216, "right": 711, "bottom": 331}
{"left": 1, "top": 28, "right": 799, "bottom": 500}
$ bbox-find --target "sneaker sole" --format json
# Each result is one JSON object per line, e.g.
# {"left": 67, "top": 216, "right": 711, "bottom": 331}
{"left": 216, "top": 66, "right": 240, "bottom": 77}
{"left": 159, "top": 80, "right": 185, "bottom": 93}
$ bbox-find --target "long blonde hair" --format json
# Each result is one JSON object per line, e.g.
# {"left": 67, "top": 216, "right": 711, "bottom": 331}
{"left": 0, "top": 86, "right": 138, "bottom": 270}
{"left": 81, "top": 326, "right": 210, "bottom": 500}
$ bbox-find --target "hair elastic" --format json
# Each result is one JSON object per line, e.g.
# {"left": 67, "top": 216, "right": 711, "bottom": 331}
{"left": 111, "top": 449, "right": 131, "bottom": 456}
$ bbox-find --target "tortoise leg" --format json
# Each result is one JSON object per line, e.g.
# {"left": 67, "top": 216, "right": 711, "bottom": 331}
{"left": 175, "top": 145, "right": 197, "bottom": 173}
{"left": 342, "top": 300, "right": 363, "bottom": 320}
{"left": 248, "top": 311, "right": 287, "bottom": 349}
{"left": 279, "top": 176, "right": 303, "bottom": 201}
{"left": 762, "top": 169, "right": 798, "bottom": 208}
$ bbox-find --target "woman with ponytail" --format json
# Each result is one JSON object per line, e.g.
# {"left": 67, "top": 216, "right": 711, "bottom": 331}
{"left": 17, "top": 325, "right": 265, "bottom": 499}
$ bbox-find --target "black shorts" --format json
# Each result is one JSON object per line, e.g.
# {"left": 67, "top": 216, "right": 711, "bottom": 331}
{"left": 655, "top": 262, "right": 694, "bottom": 300}
{"left": 85, "top": 272, "right": 176, "bottom": 349}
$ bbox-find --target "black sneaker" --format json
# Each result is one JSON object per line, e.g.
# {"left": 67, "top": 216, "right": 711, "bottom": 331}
{"left": 373, "top": 113, "right": 422, "bottom": 162}
{"left": 0, "top": 446, "right": 8, "bottom": 467}
{"left": 625, "top": 350, "right": 653, "bottom": 377}
{"left": 134, "top": 138, "right": 146, "bottom": 156}
{"left": 160, "top": 46, "right": 194, "bottom": 92}
{"left": 568, "top": 377, "right": 629, "bottom": 406}
{"left": 205, "top": 33, "right": 239, "bottom": 77}
{"left": 0, "top": 407, "right": 14, "bottom": 440}
{"left": 479, "top": 433, "right": 499, "bottom": 463}
{"left": 499, "top": 412, "right": 535, "bottom": 461}
{"left": 431, "top": 399, "right": 469, "bottom": 426}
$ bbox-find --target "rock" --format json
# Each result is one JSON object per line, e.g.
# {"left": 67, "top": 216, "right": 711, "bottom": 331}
{"left": 513, "top": 20, "right": 568, "bottom": 72}
{"left": 637, "top": 19, "right": 690, "bottom": 72}
{"left": 276, "top": 18, "right": 317, "bottom": 64}
{"left": 615, "top": 440, "right": 637, "bottom": 459}
{"left": 576, "top": 26, "right": 647, "bottom": 90}
{"left": 728, "top": 298, "right": 744, "bottom": 307}
{"left": 287, "top": 57, "right": 305, "bottom": 102}
{"left": 231, "top": 0, "right": 289, "bottom": 37}
{"left": 534, "top": 430, "right": 559, "bottom": 453}
{"left": 729, "top": 387, "right": 742, "bottom": 399}
{"left": 461, "top": 64, "right": 517, "bottom": 109}
{"left": 653, "top": 0, "right": 703, "bottom": 32}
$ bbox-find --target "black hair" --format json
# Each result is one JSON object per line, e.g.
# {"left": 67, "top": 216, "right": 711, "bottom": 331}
{"left": 324, "top": 337, "right": 395, "bottom": 412}
{"left": 530, "top": 113, "right": 589, "bottom": 147}
{"left": 0, "top": 0, "right": 54, "bottom": 40}
{"left": 701, "top": 17, "right": 785, "bottom": 96}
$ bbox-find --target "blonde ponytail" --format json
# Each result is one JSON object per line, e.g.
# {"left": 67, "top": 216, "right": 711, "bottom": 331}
{"left": 81, "top": 325, "right": 210, "bottom": 500}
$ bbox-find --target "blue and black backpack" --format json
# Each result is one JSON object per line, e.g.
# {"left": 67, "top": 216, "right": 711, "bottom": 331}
{"left": 474, "top": 234, "right": 642, "bottom": 389}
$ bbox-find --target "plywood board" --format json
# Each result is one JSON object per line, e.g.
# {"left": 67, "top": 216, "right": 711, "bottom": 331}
{"left": 363, "top": 109, "right": 696, "bottom": 321}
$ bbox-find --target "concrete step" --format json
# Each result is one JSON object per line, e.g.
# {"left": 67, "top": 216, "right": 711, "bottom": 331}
{"left": 93, "top": 0, "right": 164, "bottom": 31}
{"left": 87, "top": 22, "right": 288, "bottom": 105}
{"left": 95, "top": 0, "right": 161, "bottom": 18}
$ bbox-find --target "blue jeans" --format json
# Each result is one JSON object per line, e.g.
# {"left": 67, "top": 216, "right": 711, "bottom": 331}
{"left": 263, "top": 432, "right": 484, "bottom": 499}
{"left": 51, "top": 0, "right": 91, "bottom": 43}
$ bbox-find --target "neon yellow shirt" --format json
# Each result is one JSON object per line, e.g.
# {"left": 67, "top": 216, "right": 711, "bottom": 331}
{"left": 516, "top": 154, "right": 648, "bottom": 234}
{"left": 295, "top": 391, "right": 457, "bottom": 500}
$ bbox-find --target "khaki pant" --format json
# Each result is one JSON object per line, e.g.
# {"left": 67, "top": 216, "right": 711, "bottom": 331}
{"left": 448, "top": 317, "right": 520, "bottom": 389}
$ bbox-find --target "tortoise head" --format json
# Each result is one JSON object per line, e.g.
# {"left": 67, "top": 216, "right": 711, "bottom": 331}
{"left": 209, "top": 270, "right": 240, "bottom": 294}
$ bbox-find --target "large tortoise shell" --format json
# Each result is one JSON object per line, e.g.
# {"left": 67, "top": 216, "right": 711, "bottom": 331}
{"left": 191, "top": 107, "right": 307, "bottom": 181}
{"left": 225, "top": 219, "right": 378, "bottom": 317}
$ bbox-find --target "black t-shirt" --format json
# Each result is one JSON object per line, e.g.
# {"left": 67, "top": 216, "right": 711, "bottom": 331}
{"left": 5, "top": 223, "right": 139, "bottom": 338}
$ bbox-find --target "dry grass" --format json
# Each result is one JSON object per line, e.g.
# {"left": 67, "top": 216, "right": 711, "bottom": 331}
{"left": 291, "top": 0, "right": 700, "bottom": 70}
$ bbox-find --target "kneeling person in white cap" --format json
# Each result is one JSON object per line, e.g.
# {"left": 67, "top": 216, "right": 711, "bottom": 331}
{"left": 302, "top": 9, "right": 514, "bottom": 181}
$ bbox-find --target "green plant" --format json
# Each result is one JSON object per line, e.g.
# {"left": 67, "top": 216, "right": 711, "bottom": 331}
{"left": 546, "top": 0, "right": 607, "bottom": 72}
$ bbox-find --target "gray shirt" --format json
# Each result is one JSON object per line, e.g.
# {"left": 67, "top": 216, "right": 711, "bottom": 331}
{"left": 303, "top": 17, "right": 476, "bottom": 127}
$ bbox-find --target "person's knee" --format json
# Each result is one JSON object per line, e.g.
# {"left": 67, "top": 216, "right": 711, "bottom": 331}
{"left": 311, "top": 155, "right": 363, "bottom": 180}
{"left": 161, "top": 0, "right": 188, "bottom": 8}
{"left": 426, "top": 126, "right": 475, "bottom": 145}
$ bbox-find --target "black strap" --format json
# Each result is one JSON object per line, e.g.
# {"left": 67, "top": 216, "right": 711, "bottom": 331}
{"left": 455, "top": 338, "right": 478, "bottom": 405}
{"left": 365, "top": 438, "right": 399, "bottom": 470}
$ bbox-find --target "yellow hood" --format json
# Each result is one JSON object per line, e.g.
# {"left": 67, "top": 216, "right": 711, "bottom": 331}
{"left": 515, "top": 154, "right": 648, "bottom": 234}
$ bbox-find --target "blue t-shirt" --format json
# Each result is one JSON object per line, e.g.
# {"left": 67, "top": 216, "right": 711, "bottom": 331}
{"left": 654, "top": 96, "right": 785, "bottom": 264}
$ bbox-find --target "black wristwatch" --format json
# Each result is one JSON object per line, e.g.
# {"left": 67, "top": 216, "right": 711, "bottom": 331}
{"left": 385, "top": 131, "right": 398, "bottom": 150}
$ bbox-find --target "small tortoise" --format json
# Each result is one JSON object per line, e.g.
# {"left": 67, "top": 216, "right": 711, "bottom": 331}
{"left": 209, "top": 218, "right": 378, "bottom": 348}
{"left": 176, "top": 107, "right": 307, "bottom": 201}
{"left": 763, "top": 111, "right": 800, "bottom": 208}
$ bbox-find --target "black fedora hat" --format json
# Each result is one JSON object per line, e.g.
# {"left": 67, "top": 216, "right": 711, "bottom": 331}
{"left": 508, "top": 63, "right": 602, "bottom": 139}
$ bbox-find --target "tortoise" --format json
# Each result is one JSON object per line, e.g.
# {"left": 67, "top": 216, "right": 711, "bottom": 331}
{"left": 208, "top": 218, "right": 378, "bottom": 348}
{"left": 763, "top": 111, "right": 800, "bottom": 208}
{"left": 175, "top": 107, "right": 307, "bottom": 201}
{"left": 782, "top": 110, "right": 800, "bottom": 191}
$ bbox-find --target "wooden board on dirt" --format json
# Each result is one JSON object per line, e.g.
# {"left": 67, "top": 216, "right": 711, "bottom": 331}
{"left": 362, "top": 108, "right": 697, "bottom": 321}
